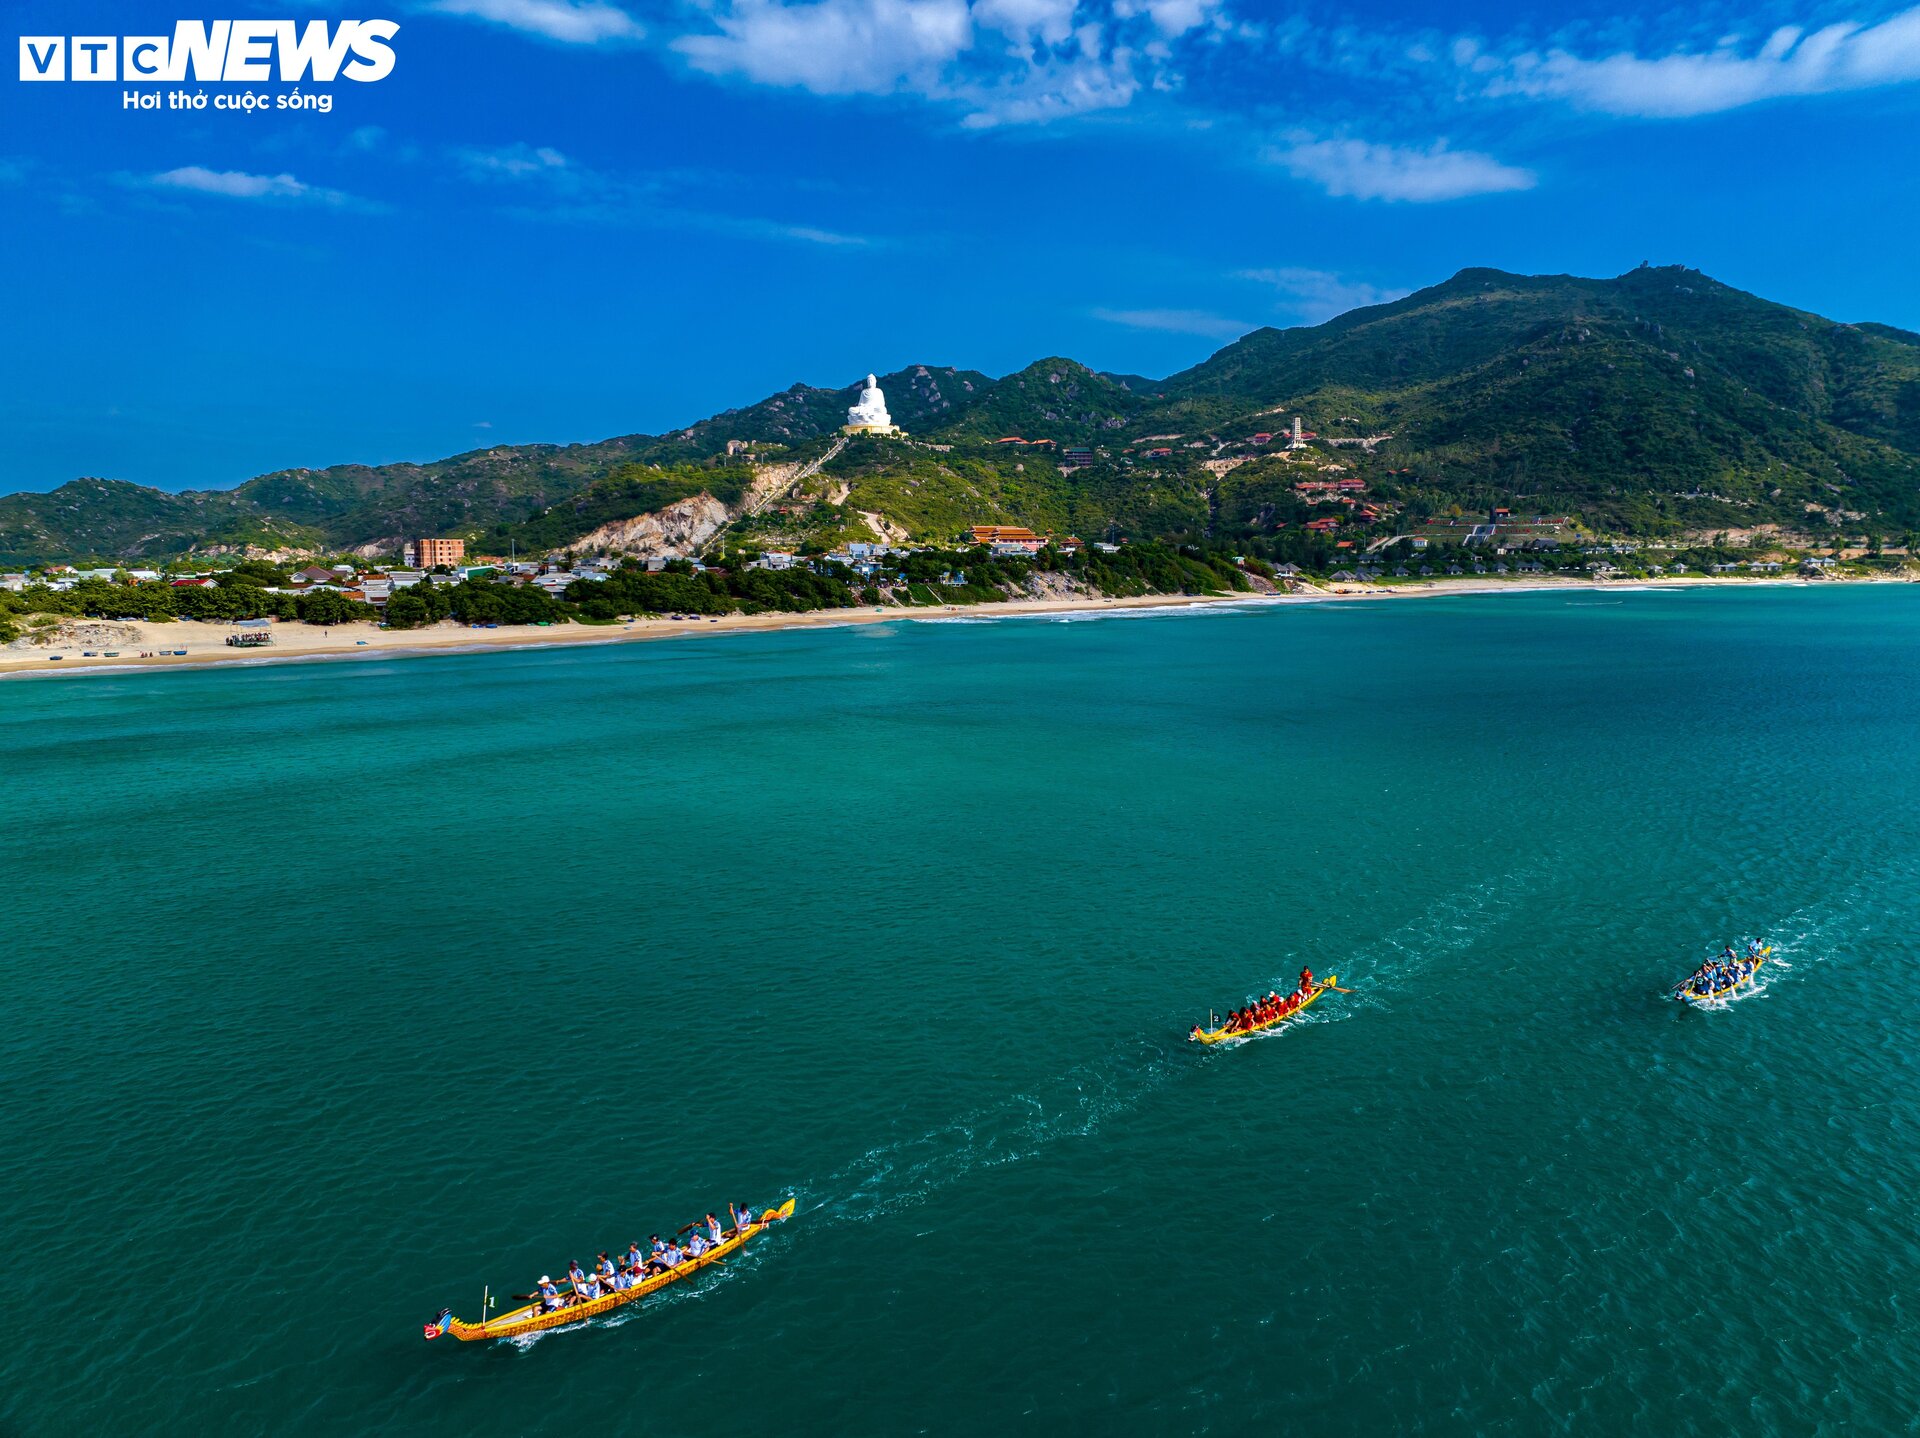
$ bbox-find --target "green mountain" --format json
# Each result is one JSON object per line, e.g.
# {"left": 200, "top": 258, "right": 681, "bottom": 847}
{"left": 5, "top": 266, "right": 1917, "bottom": 566}
{"left": 629, "top": 365, "right": 994, "bottom": 463}
{"left": 930, "top": 358, "right": 1149, "bottom": 443}
{"left": 1150, "top": 265, "right": 1920, "bottom": 531}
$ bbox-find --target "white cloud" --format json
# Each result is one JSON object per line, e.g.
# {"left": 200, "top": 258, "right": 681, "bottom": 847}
{"left": 1092, "top": 306, "right": 1249, "bottom": 338}
{"left": 1113, "top": 0, "right": 1221, "bottom": 39}
{"left": 972, "top": 0, "right": 1078, "bottom": 47}
{"left": 674, "top": 0, "right": 972, "bottom": 95}
{"left": 957, "top": 32, "right": 1142, "bottom": 125}
{"left": 431, "top": 0, "right": 643, "bottom": 45}
{"left": 671, "top": 0, "right": 1204, "bottom": 125}
{"left": 1237, "top": 266, "right": 1410, "bottom": 323}
{"left": 457, "top": 142, "right": 573, "bottom": 179}
{"left": 781, "top": 224, "right": 872, "bottom": 245}
{"left": 150, "top": 166, "right": 353, "bottom": 204}
{"left": 447, "top": 141, "right": 876, "bottom": 245}
{"left": 1265, "top": 135, "right": 1535, "bottom": 202}
{"left": 1487, "top": 9, "right": 1920, "bottom": 117}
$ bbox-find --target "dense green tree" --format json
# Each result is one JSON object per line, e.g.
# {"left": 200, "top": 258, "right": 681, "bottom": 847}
{"left": 295, "top": 590, "right": 373, "bottom": 625}
{"left": 382, "top": 590, "right": 431, "bottom": 629}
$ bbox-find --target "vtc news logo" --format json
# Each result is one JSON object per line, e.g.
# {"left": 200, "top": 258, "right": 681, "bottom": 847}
{"left": 19, "top": 21, "right": 399, "bottom": 82}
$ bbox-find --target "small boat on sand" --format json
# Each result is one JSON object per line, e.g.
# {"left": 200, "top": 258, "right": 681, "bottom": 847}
{"left": 1191, "top": 976, "right": 1339, "bottom": 1044}
{"left": 428, "top": 1200, "right": 795, "bottom": 1342}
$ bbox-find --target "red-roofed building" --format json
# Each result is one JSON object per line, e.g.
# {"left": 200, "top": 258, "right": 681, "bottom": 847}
{"left": 968, "top": 525, "right": 1049, "bottom": 555}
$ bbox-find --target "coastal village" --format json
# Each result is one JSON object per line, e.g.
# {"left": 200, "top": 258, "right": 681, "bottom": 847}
{"left": 0, "top": 508, "right": 1884, "bottom": 672}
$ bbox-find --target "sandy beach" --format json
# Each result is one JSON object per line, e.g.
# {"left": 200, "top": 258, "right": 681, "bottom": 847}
{"left": 0, "top": 573, "right": 1868, "bottom": 678}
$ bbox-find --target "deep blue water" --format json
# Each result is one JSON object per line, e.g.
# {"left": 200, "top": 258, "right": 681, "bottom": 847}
{"left": 2, "top": 586, "right": 1917, "bottom": 1435}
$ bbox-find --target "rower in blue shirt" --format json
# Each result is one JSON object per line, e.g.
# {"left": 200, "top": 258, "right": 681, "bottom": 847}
{"left": 536, "top": 1276, "right": 562, "bottom": 1312}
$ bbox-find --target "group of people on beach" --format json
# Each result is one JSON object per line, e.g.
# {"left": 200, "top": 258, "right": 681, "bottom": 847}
{"left": 1678, "top": 939, "right": 1767, "bottom": 998}
{"left": 1196, "top": 968, "right": 1322, "bottom": 1038}
{"left": 522, "top": 1204, "right": 760, "bottom": 1312}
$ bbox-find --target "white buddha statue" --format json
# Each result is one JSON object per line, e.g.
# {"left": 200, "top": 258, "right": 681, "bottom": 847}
{"left": 845, "top": 374, "right": 895, "bottom": 432}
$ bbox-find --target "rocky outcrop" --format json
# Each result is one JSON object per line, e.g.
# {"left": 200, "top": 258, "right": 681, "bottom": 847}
{"left": 574, "top": 494, "right": 730, "bottom": 558}
{"left": 7, "top": 618, "right": 145, "bottom": 650}
{"left": 857, "top": 509, "right": 911, "bottom": 545}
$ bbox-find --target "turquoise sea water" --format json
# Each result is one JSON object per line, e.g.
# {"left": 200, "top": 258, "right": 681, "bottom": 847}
{"left": 3, "top": 587, "right": 1918, "bottom": 1436}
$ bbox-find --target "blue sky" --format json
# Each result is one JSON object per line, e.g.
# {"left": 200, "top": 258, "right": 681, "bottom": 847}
{"left": 4, "top": 0, "right": 1919, "bottom": 490}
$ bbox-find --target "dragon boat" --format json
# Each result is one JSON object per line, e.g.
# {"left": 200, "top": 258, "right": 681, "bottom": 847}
{"left": 1676, "top": 949, "right": 1770, "bottom": 1006}
{"left": 428, "top": 1199, "right": 795, "bottom": 1342}
{"left": 1191, "top": 976, "right": 1338, "bottom": 1044}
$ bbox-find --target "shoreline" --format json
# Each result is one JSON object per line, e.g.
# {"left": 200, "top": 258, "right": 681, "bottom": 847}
{"left": 2, "top": 574, "right": 1903, "bottom": 679}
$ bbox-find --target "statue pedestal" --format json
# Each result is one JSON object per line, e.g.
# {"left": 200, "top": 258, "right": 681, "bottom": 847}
{"left": 843, "top": 423, "right": 900, "bottom": 436}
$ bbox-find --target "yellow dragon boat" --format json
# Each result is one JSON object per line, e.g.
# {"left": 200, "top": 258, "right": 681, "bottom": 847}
{"left": 1191, "top": 976, "right": 1338, "bottom": 1044}
{"left": 430, "top": 1199, "right": 795, "bottom": 1342}
{"left": 1677, "top": 948, "right": 1770, "bottom": 1005}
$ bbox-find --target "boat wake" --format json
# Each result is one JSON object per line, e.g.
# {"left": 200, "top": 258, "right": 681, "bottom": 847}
{"left": 798, "top": 1032, "right": 1187, "bottom": 1229}
{"left": 791, "top": 874, "right": 1544, "bottom": 1222}
{"left": 1323, "top": 866, "right": 1545, "bottom": 1008}
{"left": 1675, "top": 875, "right": 1883, "bottom": 1011}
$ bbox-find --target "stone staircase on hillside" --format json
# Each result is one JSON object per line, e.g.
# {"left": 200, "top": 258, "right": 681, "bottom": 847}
{"left": 701, "top": 435, "right": 849, "bottom": 556}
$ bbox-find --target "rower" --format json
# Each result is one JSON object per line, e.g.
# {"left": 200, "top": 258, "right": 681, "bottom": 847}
{"left": 537, "top": 1275, "right": 562, "bottom": 1312}
{"left": 688, "top": 1231, "right": 711, "bottom": 1258}
{"left": 595, "top": 1252, "right": 618, "bottom": 1285}
{"left": 567, "top": 1259, "right": 590, "bottom": 1301}
{"left": 731, "top": 1202, "right": 755, "bottom": 1236}
{"left": 650, "top": 1234, "right": 667, "bottom": 1257}
{"left": 705, "top": 1212, "right": 725, "bottom": 1245}
{"left": 626, "top": 1241, "right": 645, "bottom": 1274}
{"left": 1299, "top": 966, "right": 1314, "bottom": 993}
{"left": 661, "top": 1241, "right": 684, "bottom": 1268}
